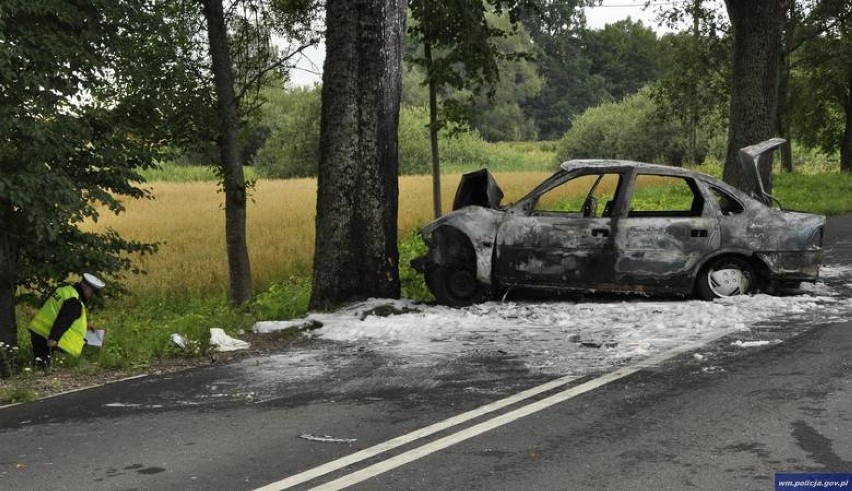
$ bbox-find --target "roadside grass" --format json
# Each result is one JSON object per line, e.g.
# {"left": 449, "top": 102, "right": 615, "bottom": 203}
{"left": 5, "top": 146, "right": 852, "bottom": 392}
{"left": 0, "top": 383, "right": 38, "bottom": 405}
{"left": 774, "top": 172, "right": 852, "bottom": 215}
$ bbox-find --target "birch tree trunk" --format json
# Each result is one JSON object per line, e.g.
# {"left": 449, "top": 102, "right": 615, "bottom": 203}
{"left": 310, "top": 0, "right": 406, "bottom": 309}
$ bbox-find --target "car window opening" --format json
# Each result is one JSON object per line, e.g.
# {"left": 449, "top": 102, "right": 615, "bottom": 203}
{"left": 628, "top": 174, "right": 704, "bottom": 218}
{"left": 533, "top": 173, "right": 623, "bottom": 217}
{"left": 709, "top": 186, "right": 745, "bottom": 215}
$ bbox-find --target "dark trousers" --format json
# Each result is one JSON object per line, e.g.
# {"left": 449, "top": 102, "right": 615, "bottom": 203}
{"left": 30, "top": 332, "right": 53, "bottom": 366}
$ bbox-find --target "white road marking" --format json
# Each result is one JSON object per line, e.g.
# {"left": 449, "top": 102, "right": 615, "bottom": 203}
{"left": 252, "top": 373, "right": 583, "bottom": 491}
{"left": 256, "top": 329, "right": 737, "bottom": 491}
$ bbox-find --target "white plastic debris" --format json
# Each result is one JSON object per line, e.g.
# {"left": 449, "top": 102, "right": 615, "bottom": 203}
{"left": 298, "top": 433, "right": 357, "bottom": 444}
{"left": 209, "top": 328, "right": 250, "bottom": 352}
{"left": 170, "top": 333, "right": 187, "bottom": 349}
{"left": 730, "top": 339, "right": 780, "bottom": 348}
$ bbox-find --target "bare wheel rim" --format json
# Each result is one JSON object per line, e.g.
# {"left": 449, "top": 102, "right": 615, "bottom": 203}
{"left": 448, "top": 269, "right": 477, "bottom": 299}
{"left": 707, "top": 266, "right": 751, "bottom": 297}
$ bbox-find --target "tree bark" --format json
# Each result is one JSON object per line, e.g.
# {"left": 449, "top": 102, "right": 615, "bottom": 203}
{"left": 425, "top": 40, "right": 442, "bottom": 219}
{"left": 0, "top": 221, "right": 18, "bottom": 356}
{"left": 687, "top": 0, "right": 700, "bottom": 166}
{"left": 201, "top": 0, "right": 252, "bottom": 305}
{"left": 842, "top": 74, "right": 852, "bottom": 173}
{"left": 777, "top": 0, "right": 794, "bottom": 172}
{"left": 310, "top": 0, "right": 406, "bottom": 310}
{"left": 723, "top": 0, "right": 784, "bottom": 194}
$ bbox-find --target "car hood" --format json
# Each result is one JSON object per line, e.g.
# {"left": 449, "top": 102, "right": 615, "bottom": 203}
{"left": 452, "top": 169, "right": 504, "bottom": 211}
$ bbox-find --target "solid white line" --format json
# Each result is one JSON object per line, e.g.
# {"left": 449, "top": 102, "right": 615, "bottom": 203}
{"left": 255, "top": 328, "right": 736, "bottom": 491}
{"left": 252, "top": 373, "right": 583, "bottom": 491}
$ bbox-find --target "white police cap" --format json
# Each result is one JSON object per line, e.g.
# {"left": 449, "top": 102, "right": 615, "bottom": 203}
{"left": 82, "top": 273, "right": 106, "bottom": 290}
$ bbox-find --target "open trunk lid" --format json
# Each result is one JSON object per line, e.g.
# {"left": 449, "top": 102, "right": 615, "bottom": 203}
{"left": 738, "top": 138, "right": 787, "bottom": 206}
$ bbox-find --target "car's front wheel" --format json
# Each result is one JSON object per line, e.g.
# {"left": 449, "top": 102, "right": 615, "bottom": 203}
{"left": 696, "top": 256, "right": 758, "bottom": 300}
{"left": 426, "top": 265, "right": 484, "bottom": 307}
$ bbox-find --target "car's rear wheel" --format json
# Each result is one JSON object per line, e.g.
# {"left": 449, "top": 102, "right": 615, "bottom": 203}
{"left": 696, "top": 256, "right": 757, "bottom": 300}
{"left": 426, "top": 265, "right": 483, "bottom": 307}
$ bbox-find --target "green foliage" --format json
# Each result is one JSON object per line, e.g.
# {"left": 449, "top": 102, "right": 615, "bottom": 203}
{"left": 583, "top": 19, "right": 666, "bottom": 102}
{"left": 251, "top": 277, "right": 311, "bottom": 321}
{"left": 0, "top": 1, "right": 189, "bottom": 310}
{"left": 555, "top": 87, "right": 723, "bottom": 165}
{"left": 774, "top": 172, "right": 852, "bottom": 215}
{"left": 789, "top": 2, "right": 852, "bottom": 161}
{"left": 406, "top": 2, "right": 542, "bottom": 145}
{"left": 630, "top": 181, "right": 696, "bottom": 212}
{"left": 518, "top": 0, "right": 603, "bottom": 140}
{"left": 253, "top": 100, "right": 555, "bottom": 178}
{"left": 466, "top": 14, "right": 542, "bottom": 141}
{"left": 0, "top": 384, "right": 38, "bottom": 405}
{"left": 399, "top": 231, "right": 433, "bottom": 303}
{"left": 0, "top": 340, "right": 21, "bottom": 378}
{"left": 141, "top": 161, "right": 258, "bottom": 183}
{"left": 653, "top": 1, "right": 732, "bottom": 164}
{"left": 399, "top": 106, "right": 555, "bottom": 173}
{"left": 787, "top": 144, "right": 841, "bottom": 174}
{"left": 254, "top": 85, "right": 322, "bottom": 178}
{"left": 61, "top": 295, "right": 256, "bottom": 370}
{"left": 408, "top": 1, "right": 506, "bottom": 95}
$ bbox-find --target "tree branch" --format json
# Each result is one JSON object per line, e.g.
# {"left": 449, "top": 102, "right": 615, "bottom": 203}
{"left": 235, "top": 39, "right": 319, "bottom": 102}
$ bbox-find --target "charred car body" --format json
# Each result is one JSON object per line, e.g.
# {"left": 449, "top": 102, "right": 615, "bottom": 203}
{"left": 412, "top": 139, "right": 825, "bottom": 306}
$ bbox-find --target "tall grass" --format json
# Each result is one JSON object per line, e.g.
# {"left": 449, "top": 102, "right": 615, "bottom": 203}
{"left": 86, "top": 172, "right": 551, "bottom": 300}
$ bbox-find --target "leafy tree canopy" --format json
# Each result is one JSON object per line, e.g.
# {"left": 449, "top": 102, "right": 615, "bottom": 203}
{"left": 0, "top": 0, "right": 201, "bottom": 299}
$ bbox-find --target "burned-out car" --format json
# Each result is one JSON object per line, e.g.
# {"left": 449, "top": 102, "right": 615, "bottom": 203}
{"left": 412, "top": 139, "right": 825, "bottom": 306}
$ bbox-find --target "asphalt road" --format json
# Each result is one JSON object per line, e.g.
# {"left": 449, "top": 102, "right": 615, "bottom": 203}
{"left": 1, "top": 214, "right": 851, "bottom": 491}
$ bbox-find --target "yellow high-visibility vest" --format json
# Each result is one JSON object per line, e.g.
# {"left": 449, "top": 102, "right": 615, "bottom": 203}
{"left": 28, "top": 285, "right": 87, "bottom": 357}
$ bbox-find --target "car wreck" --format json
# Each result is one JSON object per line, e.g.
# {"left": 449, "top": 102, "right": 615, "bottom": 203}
{"left": 412, "top": 138, "right": 825, "bottom": 306}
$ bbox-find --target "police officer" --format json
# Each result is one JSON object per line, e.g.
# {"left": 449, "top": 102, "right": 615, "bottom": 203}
{"left": 28, "top": 273, "right": 105, "bottom": 368}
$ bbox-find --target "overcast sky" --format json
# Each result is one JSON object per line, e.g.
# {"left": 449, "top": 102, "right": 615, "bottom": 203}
{"left": 287, "top": 0, "right": 670, "bottom": 87}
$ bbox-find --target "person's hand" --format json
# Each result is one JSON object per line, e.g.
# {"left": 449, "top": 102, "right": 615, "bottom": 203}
{"left": 47, "top": 339, "right": 58, "bottom": 349}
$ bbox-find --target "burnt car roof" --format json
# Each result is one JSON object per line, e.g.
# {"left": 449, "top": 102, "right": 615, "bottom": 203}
{"left": 560, "top": 159, "right": 699, "bottom": 176}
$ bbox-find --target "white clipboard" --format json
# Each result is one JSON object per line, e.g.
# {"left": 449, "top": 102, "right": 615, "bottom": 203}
{"left": 85, "top": 329, "right": 105, "bottom": 347}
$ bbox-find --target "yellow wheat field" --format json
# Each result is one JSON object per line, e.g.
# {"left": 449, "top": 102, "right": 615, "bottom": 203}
{"left": 88, "top": 172, "right": 551, "bottom": 298}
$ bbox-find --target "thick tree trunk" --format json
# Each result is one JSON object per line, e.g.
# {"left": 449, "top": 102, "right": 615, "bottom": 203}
{"left": 0, "top": 208, "right": 19, "bottom": 376}
{"left": 687, "top": 0, "right": 700, "bottom": 166}
{"left": 201, "top": 0, "right": 252, "bottom": 305}
{"left": 842, "top": 76, "right": 852, "bottom": 173}
{"left": 310, "top": 0, "right": 406, "bottom": 310}
{"left": 424, "top": 40, "right": 442, "bottom": 219}
{"left": 777, "top": 0, "right": 794, "bottom": 172}
{"left": 0, "top": 225, "right": 18, "bottom": 356}
{"left": 723, "top": 0, "right": 784, "bottom": 194}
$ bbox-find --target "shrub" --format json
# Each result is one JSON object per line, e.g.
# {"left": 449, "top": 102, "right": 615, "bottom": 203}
{"left": 555, "top": 87, "right": 718, "bottom": 166}
{"left": 254, "top": 85, "right": 322, "bottom": 178}
{"left": 398, "top": 230, "right": 433, "bottom": 302}
{"left": 398, "top": 105, "right": 500, "bottom": 173}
